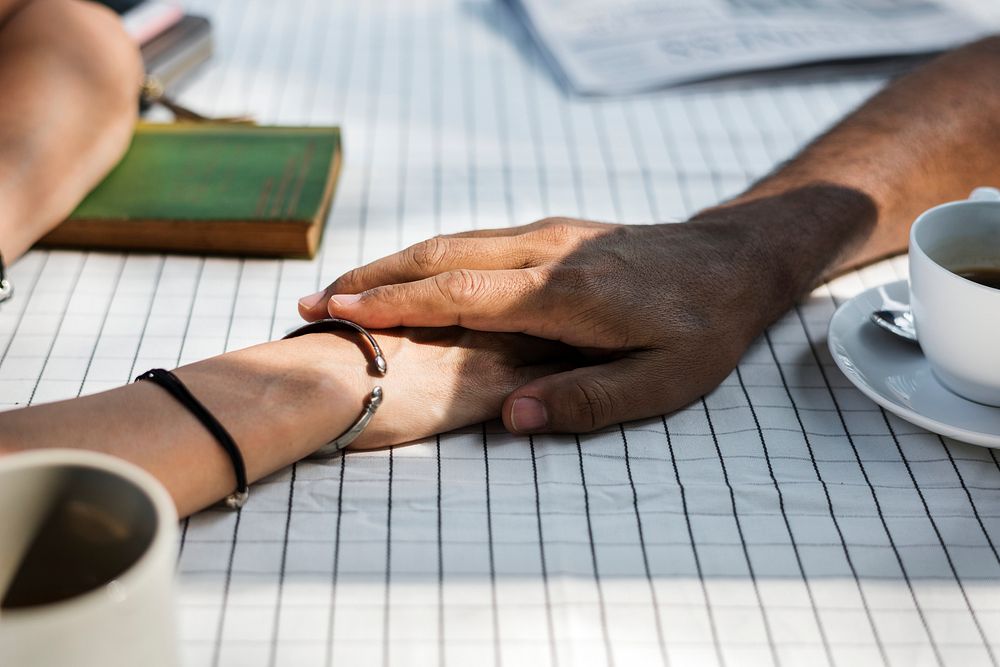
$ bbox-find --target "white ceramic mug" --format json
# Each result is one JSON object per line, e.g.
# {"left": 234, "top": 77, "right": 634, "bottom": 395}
{"left": 909, "top": 187, "right": 1000, "bottom": 406}
{"left": 0, "top": 449, "right": 179, "bottom": 667}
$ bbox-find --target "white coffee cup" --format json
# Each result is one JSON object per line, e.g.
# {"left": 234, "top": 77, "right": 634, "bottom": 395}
{"left": 909, "top": 187, "right": 1000, "bottom": 406}
{"left": 0, "top": 449, "right": 179, "bottom": 667}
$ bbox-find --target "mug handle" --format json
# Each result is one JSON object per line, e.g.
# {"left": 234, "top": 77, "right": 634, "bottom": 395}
{"left": 969, "top": 187, "right": 1000, "bottom": 201}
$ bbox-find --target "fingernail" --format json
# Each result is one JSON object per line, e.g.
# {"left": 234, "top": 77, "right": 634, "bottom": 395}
{"left": 510, "top": 397, "right": 548, "bottom": 433}
{"left": 298, "top": 290, "right": 327, "bottom": 309}
{"left": 329, "top": 294, "right": 362, "bottom": 307}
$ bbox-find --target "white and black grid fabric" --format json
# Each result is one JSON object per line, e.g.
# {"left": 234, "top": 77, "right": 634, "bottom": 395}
{"left": 2, "top": 1, "right": 1000, "bottom": 665}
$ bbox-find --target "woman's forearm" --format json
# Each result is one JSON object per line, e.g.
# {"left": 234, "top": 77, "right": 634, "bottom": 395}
{"left": 0, "top": 0, "right": 141, "bottom": 261}
{"left": 0, "top": 327, "right": 556, "bottom": 517}
{"left": 0, "top": 335, "right": 366, "bottom": 518}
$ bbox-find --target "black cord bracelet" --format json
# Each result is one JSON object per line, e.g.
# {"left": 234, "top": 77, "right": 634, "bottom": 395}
{"left": 135, "top": 368, "right": 249, "bottom": 509}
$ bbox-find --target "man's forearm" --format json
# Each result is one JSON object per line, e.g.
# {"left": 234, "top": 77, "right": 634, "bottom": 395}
{"left": 0, "top": 0, "right": 140, "bottom": 261}
{"left": 716, "top": 35, "right": 1000, "bottom": 285}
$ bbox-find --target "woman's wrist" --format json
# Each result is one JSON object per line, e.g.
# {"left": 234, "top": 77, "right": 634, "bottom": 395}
{"left": 289, "top": 333, "right": 382, "bottom": 451}
{"left": 174, "top": 334, "right": 372, "bottom": 475}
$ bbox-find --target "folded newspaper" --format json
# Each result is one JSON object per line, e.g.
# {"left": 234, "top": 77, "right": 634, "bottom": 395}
{"left": 506, "top": 0, "right": 991, "bottom": 95}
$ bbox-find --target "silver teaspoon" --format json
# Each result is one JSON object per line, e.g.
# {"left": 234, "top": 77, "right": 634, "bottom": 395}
{"left": 870, "top": 309, "right": 918, "bottom": 343}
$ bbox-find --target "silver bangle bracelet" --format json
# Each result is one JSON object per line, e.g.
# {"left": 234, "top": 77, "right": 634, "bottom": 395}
{"left": 282, "top": 318, "right": 386, "bottom": 458}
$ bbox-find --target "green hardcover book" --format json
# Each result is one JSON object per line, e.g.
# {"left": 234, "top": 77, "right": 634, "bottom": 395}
{"left": 41, "top": 123, "right": 342, "bottom": 258}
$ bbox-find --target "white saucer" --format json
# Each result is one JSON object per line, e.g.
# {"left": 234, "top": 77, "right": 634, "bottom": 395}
{"left": 828, "top": 279, "right": 1000, "bottom": 448}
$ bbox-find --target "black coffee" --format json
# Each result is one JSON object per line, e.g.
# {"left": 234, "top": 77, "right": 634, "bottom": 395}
{"left": 1, "top": 468, "right": 156, "bottom": 610}
{"left": 954, "top": 266, "right": 1000, "bottom": 290}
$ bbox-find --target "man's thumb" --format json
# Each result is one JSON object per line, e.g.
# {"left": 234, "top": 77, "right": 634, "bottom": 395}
{"left": 502, "top": 359, "right": 658, "bottom": 434}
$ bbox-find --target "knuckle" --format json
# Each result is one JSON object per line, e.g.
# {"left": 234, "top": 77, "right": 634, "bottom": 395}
{"left": 522, "top": 266, "right": 550, "bottom": 294}
{"left": 532, "top": 216, "right": 566, "bottom": 229}
{"left": 358, "top": 285, "right": 389, "bottom": 305}
{"left": 527, "top": 217, "right": 577, "bottom": 245}
{"left": 541, "top": 220, "right": 576, "bottom": 245}
{"left": 333, "top": 268, "right": 362, "bottom": 291}
{"left": 435, "top": 269, "right": 485, "bottom": 306}
{"left": 566, "top": 378, "right": 615, "bottom": 432}
{"left": 407, "top": 236, "right": 450, "bottom": 272}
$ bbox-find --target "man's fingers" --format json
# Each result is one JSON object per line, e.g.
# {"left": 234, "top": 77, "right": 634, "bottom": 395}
{"left": 297, "top": 218, "right": 596, "bottom": 321}
{"left": 298, "top": 236, "right": 541, "bottom": 320}
{"left": 502, "top": 357, "right": 672, "bottom": 434}
{"left": 445, "top": 226, "right": 525, "bottom": 239}
{"left": 340, "top": 236, "right": 540, "bottom": 291}
{"left": 322, "top": 268, "right": 549, "bottom": 331}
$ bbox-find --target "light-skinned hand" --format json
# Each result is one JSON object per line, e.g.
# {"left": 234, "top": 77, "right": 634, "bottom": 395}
{"left": 298, "top": 206, "right": 818, "bottom": 434}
